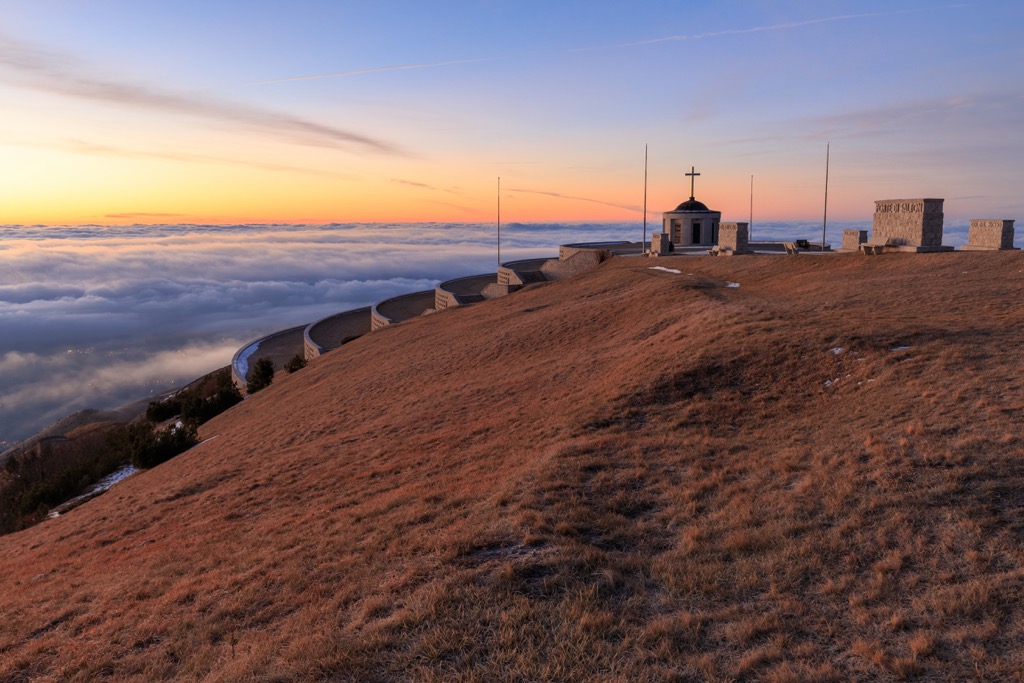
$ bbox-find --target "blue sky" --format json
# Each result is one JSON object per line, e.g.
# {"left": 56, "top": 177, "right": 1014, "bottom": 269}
{"left": 0, "top": 1, "right": 1020, "bottom": 224}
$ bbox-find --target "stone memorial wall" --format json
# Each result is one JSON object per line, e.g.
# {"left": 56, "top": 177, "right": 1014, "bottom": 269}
{"left": 963, "top": 219, "right": 1016, "bottom": 251}
{"left": 873, "top": 199, "right": 944, "bottom": 247}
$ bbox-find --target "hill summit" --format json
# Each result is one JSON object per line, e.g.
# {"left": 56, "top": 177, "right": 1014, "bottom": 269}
{"left": 2, "top": 252, "right": 1023, "bottom": 681}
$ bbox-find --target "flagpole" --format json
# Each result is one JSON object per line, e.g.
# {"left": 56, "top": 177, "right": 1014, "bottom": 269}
{"left": 822, "top": 142, "right": 830, "bottom": 252}
{"left": 493, "top": 176, "right": 497, "bottom": 266}
{"left": 749, "top": 174, "right": 754, "bottom": 242}
{"left": 642, "top": 144, "right": 648, "bottom": 254}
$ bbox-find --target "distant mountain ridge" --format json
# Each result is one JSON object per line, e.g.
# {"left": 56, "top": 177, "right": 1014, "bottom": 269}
{"left": 2, "top": 404, "right": 145, "bottom": 464}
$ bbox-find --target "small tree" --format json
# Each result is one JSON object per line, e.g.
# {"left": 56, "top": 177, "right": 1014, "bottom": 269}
{"left": 180, "top": 384, "right": 242, "bottom": 426}
{"left": 284, "top": 354, "right": 307, "bottom": 373}
{"left": 106, "top": 421, "right": 198, "bottom": 470}
{"left": 146, "top": 398, "right": 181, "bottom": 423}
{"left": 247, "top": 358, "right": 275, "bottom": 394}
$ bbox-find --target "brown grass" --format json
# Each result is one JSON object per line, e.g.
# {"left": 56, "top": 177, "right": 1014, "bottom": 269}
{"left": 1, "top": 251, "right": 1024, "bottom": 681}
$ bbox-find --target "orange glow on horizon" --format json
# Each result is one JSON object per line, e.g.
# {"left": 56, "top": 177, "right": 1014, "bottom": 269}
{"left": 1, "top": 145, "right": 878, "bottom": 227}
{"left": 3, "top": 190, "right": 876, "bottom": 227}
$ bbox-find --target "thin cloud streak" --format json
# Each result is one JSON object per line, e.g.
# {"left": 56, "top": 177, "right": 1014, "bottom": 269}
{"left": 391, "top": 178, "right": 461, "bottom": 194}
{"left": 0, "top": 135, "right": 354, "bottom": 178}
{"left": 105, "top": 213, "right": 184, "bottom": 220}
{"left": 391, "top": 178, "right": 435, "bottom": 190}
{"left": 802, "top": 91, "right": 1024, "bottom": 136}
{"left": 255, "top": 58, "right": 487, "bottom": 85}
{"left": 573, "top": 7, "right": 942, "bottom": 51}
{"left": 0, "top": 35, "right": 401, "bottom": 155}
{"left": 507, "top": 188, "right": 644, "bottom": 215}
{"left": 419, "top": 199, "right": 478, "bottom": 215}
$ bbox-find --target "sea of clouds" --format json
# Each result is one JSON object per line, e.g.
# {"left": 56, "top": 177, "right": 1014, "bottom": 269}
{"left": 0, "top": 219, "right": 971, "bottom": 447}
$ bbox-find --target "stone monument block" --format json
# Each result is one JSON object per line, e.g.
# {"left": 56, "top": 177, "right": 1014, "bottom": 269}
{"left": 718, "top": 222, "right": 752, "bottom": 254}
{"left": 842, "top": 229, "right": 868, "bottom": 252}
{"left": 649, "top": 232, "right": 671, "bottom": 256}
{"left": 962, "top": 219, "right": 1017, "bottom": 251}
{"left": 873, "top": 199, "right": 945, "bottom": 247}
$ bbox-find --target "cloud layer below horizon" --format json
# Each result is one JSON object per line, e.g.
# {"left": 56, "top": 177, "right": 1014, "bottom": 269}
{"left": 0, "top": 222, "right": 620, "bottom": 445}
{"left": 0, "top": 219, "right": 973, "bottom": 446}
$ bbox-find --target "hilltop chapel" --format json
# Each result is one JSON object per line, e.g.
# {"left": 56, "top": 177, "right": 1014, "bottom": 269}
{"left": 662, "top": 166, "right": 721, "bottom": 247}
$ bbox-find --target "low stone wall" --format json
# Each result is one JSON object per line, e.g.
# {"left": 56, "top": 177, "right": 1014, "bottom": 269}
{"left": 435, "top": 273, "right": 497, "bottom": 310}
{"left": 481, "top": 283, "right": 515, "bottom": 299}
{"left": 745, "top": 242, "right": 793, "bottom": 253}
{"left": 498, "top": 258, "right": 551, "bottom": 287}
{"left": 541, "top": 249, "right": 607, "bottom": 281}
{"left": 232, "top": 260, "right": 557, "bottom": 386}
{"left": 371, "top": 290, "right": 436, "bottom": 330}
{"left": 231, "top": 325, "right": 307, "bottom": 390}
{"left": 559, "top": 242, "right": 639, "bottom": 260}
{"left": 303, "top": 307, "right": 372, "bottom": 360}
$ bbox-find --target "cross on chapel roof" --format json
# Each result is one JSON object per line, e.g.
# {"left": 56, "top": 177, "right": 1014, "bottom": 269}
{"left": 671, "top": 164, "right": 713, "bottom": 212}
{"left": 685, "top": 166, "right": 700, "bottom": 201}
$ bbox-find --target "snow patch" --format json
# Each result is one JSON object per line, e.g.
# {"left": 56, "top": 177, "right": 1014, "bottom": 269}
{"left": 648, "top": 266, "right": 682, "bottom": 274}
{"left": 47, "top": 464, "right": 138, "bottom": 519}
{"left": 726, "top": 282, "right": 741, "bottom": 288}
{"left": 235, "top": 342, "right": 260, "bottom": 378}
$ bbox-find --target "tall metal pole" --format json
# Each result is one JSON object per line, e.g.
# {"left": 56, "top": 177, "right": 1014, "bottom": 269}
{"left": 493, "top": 176, "right": 497, "bottom": 266}
{"left": 822, "top": 142, "right": 830, "bottom": 252}
{"left": 642, "top": 144, "right": 648, "bottom": 254}
{"left": 749, "top": 174, "right": 754, "bottom": 242}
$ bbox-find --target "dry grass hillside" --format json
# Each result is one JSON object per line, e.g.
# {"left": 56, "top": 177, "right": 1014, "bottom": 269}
{"left": 1, "top": 252, "right": 1023, "bottom": 682}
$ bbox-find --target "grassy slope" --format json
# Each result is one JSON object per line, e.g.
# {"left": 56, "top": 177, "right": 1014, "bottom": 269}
{"left": 1, "top": 252, "right": 1023, "bottom": 682}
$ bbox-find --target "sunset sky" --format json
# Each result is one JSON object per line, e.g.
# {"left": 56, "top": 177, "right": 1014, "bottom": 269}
{"left": 1, "top": 1, "right": 1021, "bottom": 225}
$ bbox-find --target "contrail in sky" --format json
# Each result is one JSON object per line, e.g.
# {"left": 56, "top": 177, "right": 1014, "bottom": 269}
{"left": 104, "top": 213, "right": 184, "bottom": 220}
{"left": 575, "top": 6, "right": 955, "bottom": 51}
{"left": 391, "top": 178, "right": 461, "bottom": 194}
{"left": 255, "top": 59, "right": 487, "bottom": 85}
{"left": 420, "top": 199, "right": 478, "bottom": 215}
{"left": 508, "top": 188, "right": 645, "bottom": 215}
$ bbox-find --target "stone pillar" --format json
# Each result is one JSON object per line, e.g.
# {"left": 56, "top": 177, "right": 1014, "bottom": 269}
{"left": 649, "top": 233, "right": 671, "bottom": 256}
{"left": 718, "top": 222, "right": 752, "bottom": 254}
{"left": 842, "top": 229, "right": 868, "bottom": 252}
{"left": 962, "top": 219, "right": 1017, "bottom": 251}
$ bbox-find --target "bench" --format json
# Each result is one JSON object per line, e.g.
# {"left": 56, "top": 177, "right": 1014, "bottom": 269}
{"left": 860, "top": 236, "right": 897, "bottom": 255}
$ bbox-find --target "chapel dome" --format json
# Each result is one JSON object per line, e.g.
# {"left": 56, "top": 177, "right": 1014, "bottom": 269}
{"left": 674, "top": 198, "right": 710, "bottom": 212}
